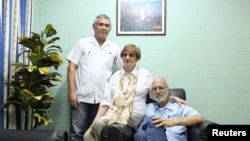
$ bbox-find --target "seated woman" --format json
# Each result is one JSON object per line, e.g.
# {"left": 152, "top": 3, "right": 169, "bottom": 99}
{"left": 83, "top": 44, "right": 186, "bottom": 141}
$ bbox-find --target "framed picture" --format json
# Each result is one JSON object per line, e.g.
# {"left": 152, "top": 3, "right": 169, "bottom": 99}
{"left": 116, "top": 0, "right": 166, "bottom": 35}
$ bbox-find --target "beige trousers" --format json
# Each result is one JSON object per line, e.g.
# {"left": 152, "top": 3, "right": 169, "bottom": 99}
{"left": 83, "top": 118, "right": 107, "bottom": 141}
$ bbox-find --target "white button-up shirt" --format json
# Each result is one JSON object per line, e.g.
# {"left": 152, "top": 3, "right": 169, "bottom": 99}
{"left": 67, "top": 36, "right": 122, "bottom": 103}
{"left": 100, "top": 67, "right": 152, "bottom": 127}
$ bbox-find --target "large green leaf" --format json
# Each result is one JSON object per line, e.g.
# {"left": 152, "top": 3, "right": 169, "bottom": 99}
{"left": 33, "top": 111, "right": 52, "bottom": 126}
{"left": 44, "top": 24, "right": 57, "bottom": 38}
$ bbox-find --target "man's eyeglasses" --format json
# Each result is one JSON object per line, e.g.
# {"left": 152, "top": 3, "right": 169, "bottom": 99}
{"left": 96, "top": 22, "right": 110, "bottom": 28}
{"left": 122, "top": 53, "right": 135, "bottom": 58}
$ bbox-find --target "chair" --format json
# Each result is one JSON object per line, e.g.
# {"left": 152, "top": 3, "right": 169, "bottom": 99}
{"left": 100, "top": 88, "right": 218, "bottom": 141}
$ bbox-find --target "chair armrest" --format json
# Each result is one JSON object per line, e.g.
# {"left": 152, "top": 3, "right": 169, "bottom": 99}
{"left": 101, "top": 124, "right": 134, "bottom": 141}
{"left": 199, "top": 119, "right": 219, "bottom": 141}
{"left": 187, "top": 119, "right": 218, "bottom": 141}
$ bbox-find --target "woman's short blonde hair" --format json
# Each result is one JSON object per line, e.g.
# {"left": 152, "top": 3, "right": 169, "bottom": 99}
{"left": 120, "top": 44, "right": 141, "bottom": 61}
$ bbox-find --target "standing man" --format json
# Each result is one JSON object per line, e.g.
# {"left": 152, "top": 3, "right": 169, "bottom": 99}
{"left": 67, "top": 14, "right": 122, "bottom": 141}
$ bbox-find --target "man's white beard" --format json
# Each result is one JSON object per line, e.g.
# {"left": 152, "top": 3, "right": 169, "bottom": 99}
{"left": 153, "top": 93, "right": 168, "bottom": 103}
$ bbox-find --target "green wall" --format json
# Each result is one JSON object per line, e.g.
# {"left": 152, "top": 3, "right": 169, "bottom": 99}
{"left": 32, "top": 0, "right": 250, "bottom": 132}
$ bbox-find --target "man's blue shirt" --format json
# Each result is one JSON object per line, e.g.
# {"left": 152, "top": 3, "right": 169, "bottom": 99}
{"left": 139, "top": 101, "right": 200, "bottom": 141}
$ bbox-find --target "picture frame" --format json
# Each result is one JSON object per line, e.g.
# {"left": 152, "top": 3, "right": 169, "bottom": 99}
{"left": 116, "top": 0, "right": 166, "bottom": 36}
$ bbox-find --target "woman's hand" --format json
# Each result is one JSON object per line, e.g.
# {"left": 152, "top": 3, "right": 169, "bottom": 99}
{"left": 171, "top": 96, "right": 187, "bottom": 107}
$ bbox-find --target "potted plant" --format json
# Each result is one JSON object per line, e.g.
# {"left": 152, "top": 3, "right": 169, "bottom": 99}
{"left": 3, "top": 24, "right": 63, "bottom": 130}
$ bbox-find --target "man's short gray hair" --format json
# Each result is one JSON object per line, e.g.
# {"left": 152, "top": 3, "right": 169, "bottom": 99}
{"left": 93, "top": 14, "right": 111, "bottom": 25}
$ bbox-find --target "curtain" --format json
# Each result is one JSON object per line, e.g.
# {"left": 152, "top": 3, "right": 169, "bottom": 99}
{"left": 0, "top": 0, "right": 33, "bottom": 129}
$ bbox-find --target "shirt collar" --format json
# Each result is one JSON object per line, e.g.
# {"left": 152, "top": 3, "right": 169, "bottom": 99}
{"left": 120, "top": 66, "right": 138, "bottom": 76}
{"left": 90, "top": 36, "right": 112, "bottom": 48}
{"left": 153, "top": 101, "right": 173, "bottom": 112}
